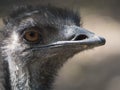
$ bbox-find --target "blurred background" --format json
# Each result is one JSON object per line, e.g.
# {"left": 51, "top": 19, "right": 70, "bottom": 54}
{"left": 0, "top": 0, "right": 120, "bottom": 90}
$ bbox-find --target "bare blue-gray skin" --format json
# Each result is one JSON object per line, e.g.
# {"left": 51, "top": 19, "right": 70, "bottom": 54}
{"left": 1, "top": 5, "right": 105, "bottom": 90}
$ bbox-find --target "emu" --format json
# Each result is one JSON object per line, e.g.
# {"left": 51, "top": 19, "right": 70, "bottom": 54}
{"left": 0, "top": 5, "right": 105, "bottom": 90}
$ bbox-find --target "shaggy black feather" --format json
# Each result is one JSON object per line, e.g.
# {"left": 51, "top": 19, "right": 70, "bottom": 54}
{"left": 4, "top": 5, "right": 80, "bottom": 26}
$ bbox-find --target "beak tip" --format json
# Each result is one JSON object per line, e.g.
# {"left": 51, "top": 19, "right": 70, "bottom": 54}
{"left": 99, "top": 36, "right": 106, "bottom": 45}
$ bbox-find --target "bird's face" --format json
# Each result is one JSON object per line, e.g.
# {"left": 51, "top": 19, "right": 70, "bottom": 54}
{"left": 2, "top": 6, "right": 105, "bottom": 67}
{"left": 3, "top": 18, "right": 105, "bottom": 67}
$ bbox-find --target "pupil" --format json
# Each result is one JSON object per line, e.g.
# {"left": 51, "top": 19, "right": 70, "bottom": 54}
{"left": 29, "top": 32, "right": 35, "bottom": 37}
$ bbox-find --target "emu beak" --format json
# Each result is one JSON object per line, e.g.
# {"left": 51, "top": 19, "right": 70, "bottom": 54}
{"left": 52, "top": 26, "right": 106, "bottom": 48}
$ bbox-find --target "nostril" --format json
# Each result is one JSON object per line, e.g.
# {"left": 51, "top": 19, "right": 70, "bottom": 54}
{"left": 75, "top": 34, "right": 88, "bottom": 40}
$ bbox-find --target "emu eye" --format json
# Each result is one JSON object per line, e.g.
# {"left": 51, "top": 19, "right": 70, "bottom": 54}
{"left": 23, "top": 28, "right": 41, "bottom": 43}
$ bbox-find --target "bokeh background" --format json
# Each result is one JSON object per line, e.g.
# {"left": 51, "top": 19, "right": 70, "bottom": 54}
{"left": 0, "top": 0, "right": 120, "bottom": 90}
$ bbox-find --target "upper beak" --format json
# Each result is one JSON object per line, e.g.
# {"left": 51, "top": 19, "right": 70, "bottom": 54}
{"left": 71, "top": 27, "right": 106, "bottom": 46}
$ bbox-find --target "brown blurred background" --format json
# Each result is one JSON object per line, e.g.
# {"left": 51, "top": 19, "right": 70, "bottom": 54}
{"left": 0, "top": 0, "right": 120, "bottom": 90}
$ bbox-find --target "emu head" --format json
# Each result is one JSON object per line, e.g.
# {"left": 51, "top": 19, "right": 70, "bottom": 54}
{"left": 1, "top": 5, "right": 105, "bottom": 90}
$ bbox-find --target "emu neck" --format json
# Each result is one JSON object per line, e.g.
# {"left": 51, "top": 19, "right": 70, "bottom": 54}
{"left": 8, "top": 56, "right": 67, "bottom": 90}
{"left": 8, "top": 59, "right": 30, "bottom": 90}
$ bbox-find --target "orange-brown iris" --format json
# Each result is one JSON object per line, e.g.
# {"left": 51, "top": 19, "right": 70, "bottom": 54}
{"left": 24, "top": 29, "right": 40, "bottom": 43}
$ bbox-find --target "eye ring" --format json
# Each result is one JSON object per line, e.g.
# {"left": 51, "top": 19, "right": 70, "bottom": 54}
{"left": 23, "top": 27, "right": 42, "bottom": 43}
